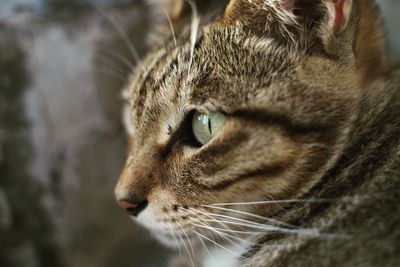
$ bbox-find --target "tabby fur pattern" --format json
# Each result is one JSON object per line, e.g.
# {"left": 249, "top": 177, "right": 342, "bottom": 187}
{"left": 115, "top": 0, "right": 400, "bottom": 266}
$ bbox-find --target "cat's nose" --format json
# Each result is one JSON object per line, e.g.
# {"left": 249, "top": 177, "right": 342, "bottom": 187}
{"left": 117, "top": 198, "right": 148, "bottom": 217}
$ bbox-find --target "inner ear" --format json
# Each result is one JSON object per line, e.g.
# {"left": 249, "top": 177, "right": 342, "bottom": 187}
{"left": 324, "top": 0, "right": 353, "bottom": 32}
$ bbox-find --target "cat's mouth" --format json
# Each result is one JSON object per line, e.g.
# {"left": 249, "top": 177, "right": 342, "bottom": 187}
{"left": 132, "top": 202, "right": 261, "bottom": 249}
{"left": 131, "top": 206, "right": 199, "bottom": 248}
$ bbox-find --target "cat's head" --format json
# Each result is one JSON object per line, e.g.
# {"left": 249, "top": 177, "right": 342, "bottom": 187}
{"left": 115, "top": 0, "right": 386, "bottom": 248}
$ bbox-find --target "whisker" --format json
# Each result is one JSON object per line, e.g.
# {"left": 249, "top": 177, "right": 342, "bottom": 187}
{"left": 162, "top": 8, "right": 177, "bottom": 48}
{"left": 196, "top": 207, "right": 296, "bottom": 229}
{"left": 201, "top": 218, "right": 279, "bottom": 232}
{"left": 192, "top": 220, "right": 254, "bottom": 246}
{"left": 167, "top": 227, "right": 182, "bottom": 257}
{"left": 187, "top": 212, "right": 221, "bottom": 250}
{"left": 194, "top": 232, "right": 216, "bottom": 264}
{"left": 94, "top": 47, "right": 135, "bottom": 71}
{"left": 195, "top": 219, "right": 282, "bottom": 232}
{"left": 189, "top": 207, "right": 246, "bottom": 238}
{"left": 176, "top": 222, "right": 195, "bottom": 267}
{"left": 189, "top": 206, "right": 267, "bottom": 244}
{"left": 201, "top": 218, "right": 322, "bottom": 236}
{"left": 201, "top": 205, "right": 348, "bottom": 239}
{"left": 190, "top": 216, "right": 242, "bottom": 251}
{"left": 187, "top": 213, "right": 243, "bottom": 247}
{"left": 93, "top": 55, "right": 130, "bottom": 76}
{"left": 177, "top": 221, "right": 196, "bottom": 266}
{"left": 86, "top": 1, "right": 143, "bottom": 69}
{"left": 207, "top": 199, "right": 334, "bottom": 206}
{"left": 182, "top": 208, "right": 252, "bottom": 245}
{"left": 203, "top": 204, "right": 296, "bottom": 229}
{"left": 192, "top": 230, "right": 244, "bottom": 259}
{"left": 192, "top": 223, "right": 264, "bottom": 235}
{"left": 195, "top": 220, "right": 348, "bottom": 239}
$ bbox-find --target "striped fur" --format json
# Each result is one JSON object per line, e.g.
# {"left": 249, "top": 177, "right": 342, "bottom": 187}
{"left": 115, "top": 1, "right": 400, "bottom": 266}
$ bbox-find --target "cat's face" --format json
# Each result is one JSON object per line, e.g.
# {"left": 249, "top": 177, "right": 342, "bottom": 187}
{"left": 115, "top": 0, "right": 382, "bottom": 248}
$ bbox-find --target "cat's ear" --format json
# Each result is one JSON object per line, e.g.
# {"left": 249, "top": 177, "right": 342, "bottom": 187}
{"left": 221, "top": 0, "right": 387, "bottom": 82}
{"left": 222, "top": 0, "right": 353, "bottom": 49}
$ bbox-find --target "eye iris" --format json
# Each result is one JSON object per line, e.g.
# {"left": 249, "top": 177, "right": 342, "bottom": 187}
{"left": 192, "top": 111, "right": 225, "bottom": 146}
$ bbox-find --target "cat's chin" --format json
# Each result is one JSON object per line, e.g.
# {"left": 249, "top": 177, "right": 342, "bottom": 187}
{"left": 151, "top": 231, "right": 182, "bottom": 249}
{"left": 149, "top": 226, "right": 200, "bottom": 251}
{"left": 129, "top": 215, "right": 187, "bottom": 249}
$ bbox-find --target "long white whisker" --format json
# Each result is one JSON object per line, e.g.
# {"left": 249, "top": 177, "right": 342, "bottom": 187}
{"left": 179, "top": 207, "right": 222, "bottom": 248}
{"left": 201, "top": 218, "right": 313, "bottom": 236}
{"left": 194, "top": 220, "right": 279, "bottom": 235}
{"left": 94, "top": 47, "right": 135, "bottom": 71}
{"left": 201, "top": 218, "right": 278, "bottom": 231}
{"left": 162, "top": 8, "right": 177, "bottom": 48}
{"left": 86, "top": 1, "right": 143, "bottom": 69}
{"left": 185, "top": 207, "right": 243, "bottom": 236}
{"left": 192, "top": 230, "right": 243, "bottom": 259}
{"left": 192, "top": 219, "right": 254, "bottom": 246}
{"left": 192, "top": 222, "right": 264, "bottom": 235}
{"left": 193, "top": 222, "right": 286, "bottom": 250}
{"left": 186, "top": 212, "right": 243, "bottom": 247}
{"left": 203, "top": 204, "right": 296, "bottom": 229}
{"left": 193, "top": 217, "right": 220, "bottom": 250}
{"left": 186, "top": 213, "right": 243, "bottom": 252}
{"left": 194, "top": 232, "right": 216, "bottom": 264}
{"left": 207, "top": 199, "right": 333, "bottom": 206}
{"left": 178, "top": 221, "right": 196, "bottom": 265}
{"left": 202, "top": 206, "right": 349, "bottom": 238}
{"left": 167, "top": 227, "right": 182, "bottom": 258}
{"left": 177, "top": 222, "right": 195, "bottom": 267}
{"left": 191, "top": 207, "right": 251, "bottom": 244}
{"left": 195, "top": 220, "right": 347, "bottom": 239}
{"left": 93, "top": 55, "right": 130, "bottom": 76}
{"left": 107, "top": 14, "right": 143, "bottom": 68}
{"left": 190, "top": 206, "right": 269, "bottom": 246}
{"left": 196, "top": 207, "right": 296, "bottom": 229}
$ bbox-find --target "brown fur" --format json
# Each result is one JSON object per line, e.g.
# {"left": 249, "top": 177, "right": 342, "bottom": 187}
{"left": 116, "top": 1, "right": 400, "bottom": 266}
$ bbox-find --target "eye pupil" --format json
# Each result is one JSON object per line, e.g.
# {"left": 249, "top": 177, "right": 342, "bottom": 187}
{"left": 192, "top": 111, "right": 226, "bottom": 146}
{"left": 208, "top": 117, "right": 212, "bottom": 135}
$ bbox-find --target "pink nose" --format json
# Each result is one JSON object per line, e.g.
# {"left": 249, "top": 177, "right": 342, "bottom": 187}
{"left": 117, "top": 199, "right": 148, "bottom": 217}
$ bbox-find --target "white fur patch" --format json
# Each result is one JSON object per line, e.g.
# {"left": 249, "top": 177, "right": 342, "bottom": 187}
{"left": 203, "top": 242, "right": 249, "bottom": 267}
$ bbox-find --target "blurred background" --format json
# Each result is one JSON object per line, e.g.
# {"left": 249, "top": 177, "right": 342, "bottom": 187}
{"left": 0, "top": 1, "right": 398, "bottom": 267}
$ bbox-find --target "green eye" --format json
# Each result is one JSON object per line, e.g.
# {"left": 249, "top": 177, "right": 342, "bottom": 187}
{"left": 192, "top": 111, "right": 226, "bottom": 145}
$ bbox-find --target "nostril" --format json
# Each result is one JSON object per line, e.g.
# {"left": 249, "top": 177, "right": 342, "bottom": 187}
{"left": 117, "top": 199, "right": 148, "bottom": 217}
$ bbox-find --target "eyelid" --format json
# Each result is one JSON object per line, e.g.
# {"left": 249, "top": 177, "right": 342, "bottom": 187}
{"left": 161, "top": 111, "right": 198, "bottom": 157}
{"left": 183, "top": 102, "right": 230, "bottom": 115}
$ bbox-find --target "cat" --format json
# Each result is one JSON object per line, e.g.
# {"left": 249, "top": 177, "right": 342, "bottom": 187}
{"left": 115, "top": 0, "right": 400, "bottom": 266}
